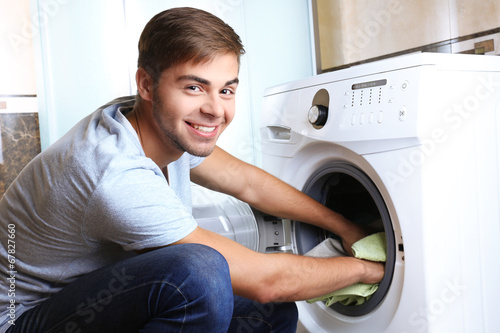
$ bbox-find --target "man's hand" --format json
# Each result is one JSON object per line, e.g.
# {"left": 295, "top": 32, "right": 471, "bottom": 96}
{"left": 360, "top": 260, "right": 385, "bottom": 284}
{"left": 339, "top": 219, "right": 372, "bottom": 256}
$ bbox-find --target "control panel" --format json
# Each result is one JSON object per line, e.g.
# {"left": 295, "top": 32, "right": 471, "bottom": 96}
{"left": 344, "top": 78, "right": 410, "bottom": 127}
{"left": 296, "top": 66, "right": 422, "bottom": 146}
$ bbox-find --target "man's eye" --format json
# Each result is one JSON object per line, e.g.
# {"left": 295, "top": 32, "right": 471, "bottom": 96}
{"left": 188, "top": 86, "right": 202, "bottom": 92}
{"left": 221, "top": 89, "right": 233, "bottom": 95}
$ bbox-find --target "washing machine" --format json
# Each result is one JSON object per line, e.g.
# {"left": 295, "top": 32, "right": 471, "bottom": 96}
{"left": 258, "top": 53, "right": 500, "bottom": 332}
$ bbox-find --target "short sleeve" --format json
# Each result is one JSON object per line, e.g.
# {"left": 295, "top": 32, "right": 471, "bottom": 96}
{"left": 83, "top": 167, "right": 197, "bottom": 252}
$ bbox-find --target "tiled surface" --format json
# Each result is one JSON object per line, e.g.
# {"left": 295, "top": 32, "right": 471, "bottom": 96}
{"left": 451, "top": 0, "right": 500, "bottom": 36}
{"left": 316, "top": 0, "right": 500, "bottom": 71}
{"left": 0, "top": 113, "right": 41, "bottom": 198}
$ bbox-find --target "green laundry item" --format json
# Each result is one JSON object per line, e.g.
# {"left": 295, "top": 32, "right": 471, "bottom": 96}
{"left": 352, "top": 232, "right": 387, "bottom": 262}
{"left": 307, "top": 282, "right": 379, "bottom": 306}
{"left": 306, "top": 232, "right": 386, "bottom": 306}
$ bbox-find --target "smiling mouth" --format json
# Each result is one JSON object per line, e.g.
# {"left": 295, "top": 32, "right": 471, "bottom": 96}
{"left": 189, "top": 123, "right": 217, "bottom": 133}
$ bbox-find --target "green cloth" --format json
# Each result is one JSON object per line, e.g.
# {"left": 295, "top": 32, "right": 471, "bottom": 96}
{"left": 306, "top": 232, "right": 386, "bottom": 306}
{"left": 307, "top": 282, "right": 379, "bottom": 306}
{"left": 352, "top": 232, "right": 386, "bottom": 262}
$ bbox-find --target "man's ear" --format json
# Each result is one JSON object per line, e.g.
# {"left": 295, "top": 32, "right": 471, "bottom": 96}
{"left": 136, "top": 67, "right": 154, "bottom": 101}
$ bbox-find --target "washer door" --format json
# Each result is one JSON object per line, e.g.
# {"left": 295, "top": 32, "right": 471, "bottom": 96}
{"left": 292, "top": 162, "right": 395, "bottom": 318}
{"left": 192, "top": 189, "right": 260, "bottom": 252}
{"left": 191, "top": 185, "right": 290, "bottom": 253}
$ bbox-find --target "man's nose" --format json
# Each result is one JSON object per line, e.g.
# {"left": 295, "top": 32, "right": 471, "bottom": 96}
{"left": 201, "top": 93, "right": 225, "bottom": 118}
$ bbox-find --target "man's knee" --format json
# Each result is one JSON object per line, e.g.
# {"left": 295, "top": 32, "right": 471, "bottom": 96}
{"left": 151, "top": 244, "right": 232, "bottom": 301}
{"left": 168, "top": 243, "right": 230, "bottom": 280}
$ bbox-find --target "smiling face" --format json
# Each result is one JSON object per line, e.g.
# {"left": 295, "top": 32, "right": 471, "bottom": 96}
{"left": 147, "top": 53, "right": 239, "bottom": 158}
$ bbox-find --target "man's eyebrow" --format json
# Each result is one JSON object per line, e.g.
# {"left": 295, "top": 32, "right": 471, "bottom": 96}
{"left": 177, "top": 75, "right": 239, "bottom": 86}
{"left": 178, "top": 75, "right": 210, "bottom": 85}
{"left": 225, "top": 78, "right": 239, "bottom": 86}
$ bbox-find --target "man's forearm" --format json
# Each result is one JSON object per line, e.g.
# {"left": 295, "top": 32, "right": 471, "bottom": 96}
{"left": 258, "top": 252, "right": 383, "bottom": 303}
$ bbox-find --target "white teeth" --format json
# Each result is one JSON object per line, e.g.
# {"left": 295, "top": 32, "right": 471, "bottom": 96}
{"left": 191, "top": 124, "right": 216, "bottom": 133}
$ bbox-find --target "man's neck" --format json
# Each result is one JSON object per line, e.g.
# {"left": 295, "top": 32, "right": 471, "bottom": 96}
{"left": 127, "top": 103, "right": 183, "bottom": 168}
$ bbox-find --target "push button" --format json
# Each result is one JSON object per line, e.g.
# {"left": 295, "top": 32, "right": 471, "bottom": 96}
{"left": 377, "top": 111, "right": 384, "bottom": 124}
{"left": 399, "top": 106, "right": 408, "bottom": 121}
{"left": 359, "top": 113, "right": 365, "bottom": 125}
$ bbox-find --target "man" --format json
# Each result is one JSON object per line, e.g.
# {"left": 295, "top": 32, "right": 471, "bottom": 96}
{"left": 0, "top": 7, "right": 384, "bottom": 332}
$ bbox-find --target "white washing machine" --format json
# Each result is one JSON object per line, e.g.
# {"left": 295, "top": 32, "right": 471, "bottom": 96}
{"left": 258, "top": 53, "right": 500, "bottom": 332}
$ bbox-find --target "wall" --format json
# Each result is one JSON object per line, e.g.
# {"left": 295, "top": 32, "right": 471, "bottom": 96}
{"left": 0, "top": 0, "right": 37, "bottom": 95}
{"left": 30, "top": 0, "right": 131, "bottom": 150}
{"left": 0, "top": 0, "right": 41, "bottom": 198}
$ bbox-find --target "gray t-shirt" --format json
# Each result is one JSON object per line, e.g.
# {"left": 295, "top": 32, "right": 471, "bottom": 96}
{"left": 0, "top": 96, "right": 201, "bottom": 330}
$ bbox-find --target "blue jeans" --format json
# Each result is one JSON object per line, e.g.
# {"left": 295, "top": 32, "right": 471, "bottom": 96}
{"left": 7, "top": 244, "right": 297, "bottom": 332}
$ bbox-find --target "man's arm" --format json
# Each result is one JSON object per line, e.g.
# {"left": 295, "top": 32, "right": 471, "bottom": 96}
{"left": 190, "top": 146, "right": 368, "bottom": 254}
{"left": 173, "top": 226, "right": 383, "bottom": 303}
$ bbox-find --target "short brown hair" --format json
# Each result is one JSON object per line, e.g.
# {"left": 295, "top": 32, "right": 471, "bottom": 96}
{"left": 137, "top": 7, "right": 245, "bottom": 82}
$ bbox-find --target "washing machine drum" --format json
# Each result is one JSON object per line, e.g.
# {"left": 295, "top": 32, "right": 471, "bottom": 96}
{"left": 292, "top": 162, "right": 396, "bottom": 317}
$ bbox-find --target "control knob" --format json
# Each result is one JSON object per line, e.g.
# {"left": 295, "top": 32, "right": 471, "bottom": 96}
{"left": 308, "top": 104, "right": 328, "bottom": 128}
